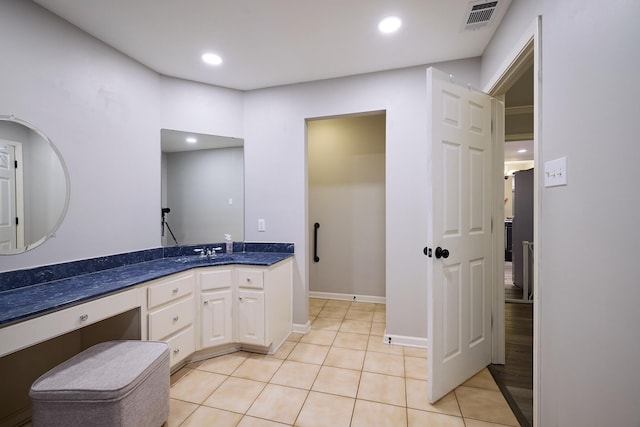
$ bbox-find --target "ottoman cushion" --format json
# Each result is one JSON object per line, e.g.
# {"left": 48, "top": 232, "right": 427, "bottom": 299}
{"left": 30, "top": 340, "right": 169, "bottom": 427}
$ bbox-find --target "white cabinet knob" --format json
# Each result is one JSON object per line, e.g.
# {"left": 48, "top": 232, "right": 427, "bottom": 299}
{"left": 172, "top": 288, "right": 179, "bottom": 293}
{"left": 79, "top": 314, "right": 88, "bottom": 322}
{"left": 173, "top": 348, "right": 180, "bottom": 354}
{"left": 173, "top": 315, "right": 179, "bottom": 321}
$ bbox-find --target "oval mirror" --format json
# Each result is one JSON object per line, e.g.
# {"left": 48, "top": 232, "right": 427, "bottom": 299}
{"left": 0, "top": 116, "right": 70, "bottom": 254}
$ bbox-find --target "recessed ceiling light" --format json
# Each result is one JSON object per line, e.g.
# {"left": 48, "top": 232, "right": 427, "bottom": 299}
{"left": 378, "top": 16, "right": 402, "bottom": 34}
{"left": 518, "top": 149, "right": 527, "bottom": 153}
{"left": 202, "top": 53, "right": 222, "bottom": 66}
{"left": 186, "top": 137, "right": 197, "bottom": 144}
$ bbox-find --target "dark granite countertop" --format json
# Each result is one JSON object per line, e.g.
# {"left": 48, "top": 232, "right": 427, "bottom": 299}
{"left": 0, "top": 251, "right": 293, "bottom": 328}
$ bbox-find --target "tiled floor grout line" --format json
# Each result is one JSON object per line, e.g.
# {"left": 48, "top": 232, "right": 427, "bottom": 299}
{"left": 169, "top": 298, "right": 519, "bottom": 426}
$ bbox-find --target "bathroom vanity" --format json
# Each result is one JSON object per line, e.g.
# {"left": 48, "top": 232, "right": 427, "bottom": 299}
{"left": 0, "top": 252, "right": 293, "bottom": 366}
{"left": 0, "top": 248, "right": 293, "bottom": 426}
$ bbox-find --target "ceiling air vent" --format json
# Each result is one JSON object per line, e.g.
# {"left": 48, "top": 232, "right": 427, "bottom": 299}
{"left": 462, "top": 0, "right": 508, "bottom": 31}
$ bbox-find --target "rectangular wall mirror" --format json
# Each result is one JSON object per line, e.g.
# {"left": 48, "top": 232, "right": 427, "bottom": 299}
{"left": 161, "top": 129, "right": 244, "bottom": 246}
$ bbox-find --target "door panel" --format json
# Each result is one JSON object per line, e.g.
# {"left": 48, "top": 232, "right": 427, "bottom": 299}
{"left": 469, "top": 259, "right": 486, "bottom": 346}
{"left": 442, "top": 142, "right": 461, "bottom": 236}
{"left": 427, "top": 67, "right": 494, "bottom": 402}
{"left": 0, "top": 143, "right": 16, "bottom": 250}
{"left": 443, "top": 263, "right": 462, "bottom": 361}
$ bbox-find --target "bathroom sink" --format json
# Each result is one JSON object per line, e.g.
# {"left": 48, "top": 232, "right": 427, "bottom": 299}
{"left": 172, "top": 254, "right": 236, "bottom": 264}
{"left": 172, "top": 255, "right": 204, "bottom": 264}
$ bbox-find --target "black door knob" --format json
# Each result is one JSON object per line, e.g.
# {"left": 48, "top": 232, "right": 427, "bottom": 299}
{"left": 435, "top": 247, "right": 449, "bottom": 259}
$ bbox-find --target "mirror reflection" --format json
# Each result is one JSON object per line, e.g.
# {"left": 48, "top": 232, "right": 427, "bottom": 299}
{"left": 161, "top": 129, "right": 244, "bottom": 246}
{"left": 0, "top": 116, "right": 70, "bottom": 254}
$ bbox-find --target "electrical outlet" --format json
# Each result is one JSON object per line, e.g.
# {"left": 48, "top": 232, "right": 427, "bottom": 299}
{"left": 258, "top": 218, "right": 266, "bottom": 232}
{"left": 544, "top": 157, "right": 568, "bottom": 187}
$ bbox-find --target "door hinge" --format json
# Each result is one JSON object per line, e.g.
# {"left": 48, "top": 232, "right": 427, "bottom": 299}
{"left": 16, "top": 217, "right": 19, "bottom": 226}
{"left": 14, "top": 160, "right": 18, "bottom": 169}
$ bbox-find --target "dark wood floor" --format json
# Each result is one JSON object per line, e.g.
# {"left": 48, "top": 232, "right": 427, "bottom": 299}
{"left": 489, "top": 300, "right": 533, "bottom": 427}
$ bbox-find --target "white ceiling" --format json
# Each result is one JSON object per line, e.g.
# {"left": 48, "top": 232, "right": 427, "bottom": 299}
{"left": 33, "top": 0, "right": 511, "bottom": 91}
{"left": 504, "top": 139, "right": 533, "bottom": 162}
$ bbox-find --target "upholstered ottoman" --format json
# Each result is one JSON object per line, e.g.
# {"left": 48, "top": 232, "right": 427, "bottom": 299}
{"left": 29, "top": 340, "right": 169, "bottom": 427}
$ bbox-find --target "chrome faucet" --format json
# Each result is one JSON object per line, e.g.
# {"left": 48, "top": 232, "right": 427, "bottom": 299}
{"left": 195, "top": 247, "right": 223, "bottom": 259}
{"left": 208, "top": 247, "right": 223, "bottom": 258}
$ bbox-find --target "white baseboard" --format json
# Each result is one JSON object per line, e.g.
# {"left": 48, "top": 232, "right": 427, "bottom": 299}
{"left": 308, "top": 291, "right": 386, "bottom": 304}
{"left": 292, "top": 320, "right": 311, "bottom": 334}
{"left": 382, "top": 331, "right": 429, "bottom": 349}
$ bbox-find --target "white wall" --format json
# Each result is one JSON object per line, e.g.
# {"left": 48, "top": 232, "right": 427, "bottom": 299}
{"left": 0, "top": 0, "right": 480, "bottom": 348}
{"left": 164, "top": 147, "right": 244, "bottom": 244}
{"left": 482, "top": 0, "right": 640, "bottom": 425}
{"left": 0, "top": 2, "right": 246, "bottom": 272}
{"left": 244, "top": 59, "right": 481, "bottom": 332}
{"left": 0, "top": 0, "right": 160, "bottom": 270}
{"left": 308, "top": 114, "right": 386, "bottom": 298}
{"left": 159, "top": 76, "right": 244, "bottom": 139}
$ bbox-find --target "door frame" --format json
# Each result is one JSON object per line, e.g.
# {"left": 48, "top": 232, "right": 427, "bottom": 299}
{"left": 483, "top": 16, "right": 541, "bottom": 427}
{"left": 0, "top": 139, "right": 25, "bottom": 248}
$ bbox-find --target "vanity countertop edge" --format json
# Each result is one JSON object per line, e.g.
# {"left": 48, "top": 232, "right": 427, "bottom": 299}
{"left": 0, "top": 252, "right": 294, "bottom": 328}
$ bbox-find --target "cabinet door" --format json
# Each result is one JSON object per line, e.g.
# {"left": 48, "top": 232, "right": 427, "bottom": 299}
{"left": 237, "top": 289, "right": 265, "bottom": 346}
{"left": 201, "top": 289, "right": 233, "bottom": 348}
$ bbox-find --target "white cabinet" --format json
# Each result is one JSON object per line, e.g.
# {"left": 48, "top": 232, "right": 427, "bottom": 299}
{"left": 235, "top": 261, "right": 292, "bottom": 351}
{"left": 196, "top": 259, "right": 292, "bottom": 353}
{"left": 146, "top": 271, "right": 195, "bottom": 367}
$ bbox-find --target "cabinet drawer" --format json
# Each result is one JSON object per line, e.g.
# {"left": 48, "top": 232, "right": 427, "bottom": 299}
{"left": 237, "top": 269, "right": 264, "bottom": 289}
{"left": 148, "top": 272, "right": 194, "bottom": 309}
{"left": 0, "top": 288, "right": 139, "bottom": 358}
{"left": 200, "top": 268, "right": 234, "bottom": 291}
{"left": 148, "top": 296, "right": 194, "bottom": 341}
{"left": 165, "top": 326, "right": 195, "bottom": 367}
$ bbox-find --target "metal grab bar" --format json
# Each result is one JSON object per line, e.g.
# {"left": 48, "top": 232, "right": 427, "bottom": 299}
{"left": 313, "top": 223, "right": 320, "bottom": 262}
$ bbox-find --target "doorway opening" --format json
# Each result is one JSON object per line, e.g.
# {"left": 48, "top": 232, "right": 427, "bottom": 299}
{"left": 307, "top": 112, "right": 386, "bottom": 302}
{"left": 495, "top": 62, "right": 535, "bottom": 427}
{"left": 487, "top": 36, "right": 537, "bottom": 427}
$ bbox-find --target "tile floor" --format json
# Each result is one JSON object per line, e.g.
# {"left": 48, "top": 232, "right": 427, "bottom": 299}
{"left": 166, "top": 298, "right": 520, "bottom": 426}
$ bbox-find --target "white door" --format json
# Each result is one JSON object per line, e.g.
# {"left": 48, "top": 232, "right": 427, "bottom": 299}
{"left": 0, "top": 142, "right": 17, "bottom": 250}
{"left": 426, "top": 67, "right": 494, "bottom": 402}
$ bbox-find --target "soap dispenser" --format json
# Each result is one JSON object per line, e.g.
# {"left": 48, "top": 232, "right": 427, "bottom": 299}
{"left": 225, "top": 234, "right": 233, "bottom": 254}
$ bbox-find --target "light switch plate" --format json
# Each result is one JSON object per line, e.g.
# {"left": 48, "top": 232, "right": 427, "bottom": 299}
{"left": 258, "top": 218, "right": 266, "bottom": 232}
{"left": 544, "top": 157, "right": 567, "bottom": 187}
